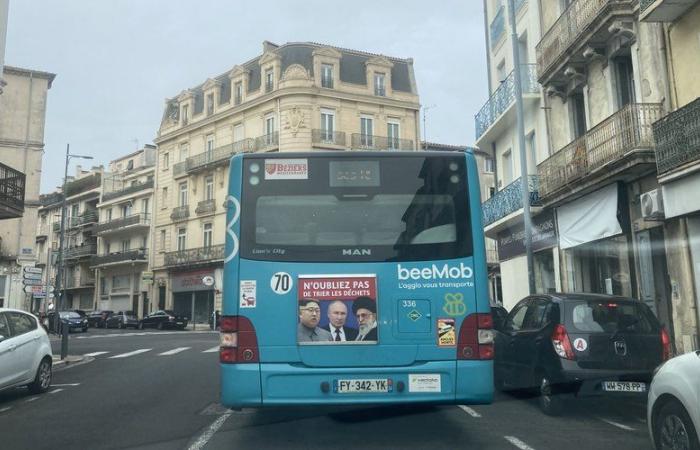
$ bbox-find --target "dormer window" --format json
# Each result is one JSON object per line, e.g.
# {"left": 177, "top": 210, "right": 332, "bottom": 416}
{"left": 321, "top": 64, "right": 334, "bottom": 88}
{"left": 265, "top": 69, "right": 274, "bottom": 93}
{"left": 206, "top": 93, "right": 215, "bottom": 116}
{"left": 374, "top": 73, "right": 386, "bottom": 96}
{"left": 181, "top": 104, "right": 189, "bottom": 125}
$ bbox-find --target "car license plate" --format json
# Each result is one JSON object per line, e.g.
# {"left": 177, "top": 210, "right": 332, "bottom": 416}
{"left": 334, "top": 379, "right": 392, "bottom": 394}
{"left": 176, "top": 322, "right": 183, "bottom": 325}
{"left": 602, "top": 381, "right": 646, "bottom": 393}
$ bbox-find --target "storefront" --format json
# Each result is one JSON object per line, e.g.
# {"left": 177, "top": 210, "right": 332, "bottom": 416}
{"left": 171, "top": 268, "right": 218, "bottom": 326}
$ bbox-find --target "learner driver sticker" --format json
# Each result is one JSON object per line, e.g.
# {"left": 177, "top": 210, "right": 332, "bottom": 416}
{"left": 240, "top": 280, "right": 257, "bottom": 308}
{"left": 573, "top": 338, "right": 588, "bottom": 352}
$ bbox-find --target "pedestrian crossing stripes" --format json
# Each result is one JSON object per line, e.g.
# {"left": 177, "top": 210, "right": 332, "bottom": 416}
{"left": 158, "top": 347, "right": 191, "bottom": 356}
{"left": 110, "top": 349, "right": 152, "bottom": 359}
{"left": 203, "top": 346, "right": 219, "bottom": 353}
{"left": 84, "top": 351, "right": 109, "bottom": 357}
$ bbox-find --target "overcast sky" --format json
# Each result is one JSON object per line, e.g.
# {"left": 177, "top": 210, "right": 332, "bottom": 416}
{"left": 6, "top": 0, "right": 487, "bottom": 194}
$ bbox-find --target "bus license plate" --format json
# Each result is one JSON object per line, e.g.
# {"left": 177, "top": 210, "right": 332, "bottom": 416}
{"left": 602, "top": 381, "right": 646, "bottom": 393}
{"left": 335, "top": 379, "right": 392, "bottom": 394}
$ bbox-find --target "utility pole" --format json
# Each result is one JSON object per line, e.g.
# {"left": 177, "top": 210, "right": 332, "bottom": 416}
{"left": 507, "top": 0, "right": 535, "bottom": 294}
{"left": 422, "top": 104, "right": 436, "bottom": 148}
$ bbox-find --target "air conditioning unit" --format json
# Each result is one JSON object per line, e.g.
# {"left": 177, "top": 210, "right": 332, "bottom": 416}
{"left": 641, "top": 189, "right": 664, "bottom": 220}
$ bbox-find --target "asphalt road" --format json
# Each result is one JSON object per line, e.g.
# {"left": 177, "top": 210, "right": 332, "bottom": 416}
{"left": 0, "top": 328, "right": 654, "bottom": 450}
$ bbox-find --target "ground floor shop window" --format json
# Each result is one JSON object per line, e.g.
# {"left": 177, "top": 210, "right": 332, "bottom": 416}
{"left": 534, "top": 250, "right": 556, "bottom": 294}
{"left": 563, "top": 235, "right": 633, "bottom": 297}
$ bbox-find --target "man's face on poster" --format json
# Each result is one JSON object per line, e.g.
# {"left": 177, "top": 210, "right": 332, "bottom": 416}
{"left": 299, "top": 301, "right": 321, "bottom": 328}
{"left": 356, "top": 308, "right": 376, "bottom": 333}
{"left": 327, "top": 301, "right": 348, "bottom": 328}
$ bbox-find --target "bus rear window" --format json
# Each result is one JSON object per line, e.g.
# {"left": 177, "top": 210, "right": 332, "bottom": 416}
{"left": 240, "top": 155, "right": 472, "bottom": 262}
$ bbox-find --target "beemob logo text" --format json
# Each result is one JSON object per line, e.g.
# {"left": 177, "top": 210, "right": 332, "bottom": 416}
{"left": 397, "top": 263, "right": 473, "bottom": 281}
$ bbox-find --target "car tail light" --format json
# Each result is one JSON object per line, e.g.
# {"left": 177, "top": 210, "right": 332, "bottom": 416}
{"left": 457, "top": 313, "right": 494, "bottom": 360}
{"left": 660, "top": 327, "right": 671, "bottom": 361}
{"left": 220, "top": 316, "right": 259, "bottom": 364}
{"left": 551, "top": 324, "right": 575, "bottom": 360}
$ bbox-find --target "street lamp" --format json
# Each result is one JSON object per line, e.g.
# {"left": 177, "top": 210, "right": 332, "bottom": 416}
{"left": 54, "top": 144, "right": 93, "bottom": 320}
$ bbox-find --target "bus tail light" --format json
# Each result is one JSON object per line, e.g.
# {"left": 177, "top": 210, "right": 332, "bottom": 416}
{"left": 457, "top": 313, "right": 494, "bottom": 360}
{"left": 220, "top": 316, "right": 259, "bottom": 364}
{"left": 551, "top": 324, "right": 575, "bottom": 360}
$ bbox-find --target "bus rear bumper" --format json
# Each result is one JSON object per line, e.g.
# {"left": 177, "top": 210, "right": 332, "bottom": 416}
{"left": 220, "top": 360, "right": 493, "bottom": 408}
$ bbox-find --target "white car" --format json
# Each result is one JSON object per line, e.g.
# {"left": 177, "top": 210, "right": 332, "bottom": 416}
{"left": 0, "top": 308, "right": 53, "bottom": 395}
{"left": 648, "top": 350, "right": 700, "bottom": 450}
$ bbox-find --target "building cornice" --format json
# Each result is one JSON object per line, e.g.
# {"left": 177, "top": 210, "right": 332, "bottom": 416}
{"left": 3, "top": 65, "right": 57, "bottom": 88}
{"left": 0, "top": 138, "right": 45, "bottom": 149}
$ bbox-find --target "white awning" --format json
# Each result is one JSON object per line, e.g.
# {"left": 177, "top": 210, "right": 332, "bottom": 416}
{"left": 556, "top": 183, "right": 622, "bottom": 250}
{"left": 662, "top": 172, "right": 700, "bottom": 219}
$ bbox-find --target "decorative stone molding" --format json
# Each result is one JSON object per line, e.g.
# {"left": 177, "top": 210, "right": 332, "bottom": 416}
{"left": 203, "top": 78, "right": 222, "bottom": 91}
{"left": 259, "top": 50, "right": 281, "bottom": 66}
{"left": 545, "top": 85, "right": 566, "bottom": 100}
{"left": 284, "top": 107, "right": 306, "bottom": 137}
{"left": 608, "top": 20, "right": 635, "bottom": 41}
{"left": 582, "top": 46, "right": 606, "bottom": 62}
{"left": 177, "top": 89, "right": 194, "bottom": 102}
{"left": 282, "top": 64, "right": 310, "bottom": 81}
{"left": 228, "top": 65, "right": 249, "bottom": 80}
{"left": 312, "top": 47, "right": 342, "bottom": 59}
{"left": 365, "top": 55, "right": 394, "bottom": 69}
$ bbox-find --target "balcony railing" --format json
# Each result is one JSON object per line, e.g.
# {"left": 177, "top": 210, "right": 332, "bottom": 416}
{"left": 65, "top": 173, "right": 101, "bottom": 197}
{"left": 255, "top": 132, "right": 279, "bottom": 152}
{"left": 322, "top": 77, "right": 333, "bottom": 89}
{"left": 195, "top": 199, "right": 217, "bottom": 216}
{"left": 536, "top": 0, "right": 630, "bottom": 81}
{"left": 265, "top": 81, "right": 274, "bottom": 93}
{"left": 102, "top": 179, "right": 154, "bottom": 202}
{"left": 351, "top": 134, "right": 414, "bottom": 151}
{"left": 490, "top": 5, "right": 506, "bottom": 48}
{"left": 64, "top": 244, "right": 97, "bottom": 260}
{"left": 654, "top": 98, "right": 700, "bottom": 175}
{"left": 182, "top": 139, "right": 255, "bottom": 175}
{"left": 91, "top": 248, "right": 148, "bottom": 267}
{"left": 486, "top": 246, "right": 499, "bottom": 265}
{"left": 94, "top": 213, "right": 151, "bottom": 234}
{"left": 482, "top": 176, "right": 541, "bottom": 227}
{"left": 68, "top": 210, "right": 98, "bottom": 228}
{"left": 0, "top": 162, "right": 25, "bottom": 219}
{"left": 538, "top": 103, "right": 663, "bottom": 199}
{"left": 65, "top": 274, "right": 96, "bottom": 289}
{"left": 475, "top": 64, "right": 539, "bottom": 140}
{"left": 312, "top": 129, "right": 346, "bottom": 147}
{"left": 374, "top": 87, "right": 386, "bottom": 97}
{"left": 164, "top": 244, "right": 225, "bottom": 268}
{"left": 170, "top": 205, "right": 190, "bottom": 222}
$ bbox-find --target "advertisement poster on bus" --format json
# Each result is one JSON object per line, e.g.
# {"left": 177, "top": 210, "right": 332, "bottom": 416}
{"left": 297, "top": 274, "right": 378, "bottom": 345}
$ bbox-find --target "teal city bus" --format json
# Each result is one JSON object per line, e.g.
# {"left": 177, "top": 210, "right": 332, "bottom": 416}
{"left": 220, "top": 150, "right": 494, "bottom": 408}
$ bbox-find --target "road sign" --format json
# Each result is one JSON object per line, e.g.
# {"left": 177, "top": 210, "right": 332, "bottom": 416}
{"left": 22, "top": 278, "right": 43, "bottom": 286}
{"left": 23, "top": 272, "right": 43, "bottom": 281}
{"left": 142, "top": 271, "right": 154, "bottom": 283}
{"left": 24, "top": 267, "right": 43, "bottom": 274}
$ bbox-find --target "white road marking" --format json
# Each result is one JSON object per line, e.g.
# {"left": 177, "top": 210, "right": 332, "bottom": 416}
{"left": 598, "top": 417, "right": 635, "bottom": 431}
{"left": 84, "top": 351, "right": 109, "bottom": 357}
{"left": 458, "top": 405, "right": 482, "bottom": 418}
{"left": 187, "top": 411, "right": 233, "bottom": 450}
{"left": 0, "top": 406, "right": 12, "bottom": 413}
{"left": 203, "top": 346, "right": 219, "bottom": 353}
{"left": 109, "top": 349, "right": 152, "bottom": 359}
{"left": 50, "top": 383, "right": 81, "bottom": 387}
{"left": 505, "top": 436, "right": 537, "bottom": 450}
{"left": 25, "top": 397, "right": 39, "bottom": 403}
{"left": 75, "top": 331, "right": 216, "bottom": 339}
{"left": 159, "top": 347, "right": 191, "bottom": 356}
{"left": 48, "top": 389, "right": 64, "bottom": 395}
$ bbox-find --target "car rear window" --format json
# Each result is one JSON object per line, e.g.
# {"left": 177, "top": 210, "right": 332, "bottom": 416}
{"left": 568, "top": 300, "right": 658, "bottom": 334}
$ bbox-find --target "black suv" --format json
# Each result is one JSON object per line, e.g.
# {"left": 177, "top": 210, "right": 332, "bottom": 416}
{"left": 494, "top": 293, "right": 671, "bottom": 415}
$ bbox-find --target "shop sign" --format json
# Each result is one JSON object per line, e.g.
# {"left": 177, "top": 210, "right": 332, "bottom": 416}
{"left": 171, "top": 269, "right": 216, "bottom": 292}
{"left": 496, "top": 210, "right": 558, "bottom": 262}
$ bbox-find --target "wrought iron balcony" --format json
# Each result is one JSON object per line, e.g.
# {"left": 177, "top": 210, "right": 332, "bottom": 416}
{"left": 490, "top": 5, "right": 505, "bottom": 49}
{"left": 255, "top": 132, "right": 279, "bottom": 152}
{"left": 182, "top": 139, "right": 255, "bottom": 175}
{"left": 64, "top": 173, "right": 101, "bottom": 197}
{"left": 374, "top": 87, "right": 386, "bottom": 97}
{"left": 94, "top": 213, "right": 150, "bottom": 234}
{"left": 170, "top": 205, "right": 190, "bottom": 222}
{"left": 102, "top": 179, "right": 154, "bottom": 202}
{"left": 195, "top": 199, "right": 216, "bottom": 216}
{"left": 482, "top": 176, "right": 541, "bottom": 227}
{"left": 536, "top": 0, "right": 635, "bottom": 83}
{"left": 351, "top": 134, "right": 414, "bottom": 151}
{"left": 68, "top": 210, "right": 98, "bottom": 228}
{"left": 640, "top": 0, "right": 699, "bottom": 22}
{"left": 164, "top": 244, "right": 225, "bottom": 268}
{"left": 475, "top": 64, "right": 539, "bottom": 141}
{"left": 173, "top": 161, "right": 187, "bottom": 177}
{"left": 64, "top": 244, "right": 97, "bottom": 260}
{"left": 65, "top": 274, "right": 96, "bottom": 289}
{"left": 538, "top": 103, "right": 663, "bottom": 199}
{"left": 91, "top": 248, "right": 148, "bottom": 267}
{"left": 0, "top": 161, "right": 25, "bottom": 219}
{"left": 654, "top": 98, "right": 700, "bottom": 175}
{"left": 312, "top": 129, "right": 346, "bottom": 147}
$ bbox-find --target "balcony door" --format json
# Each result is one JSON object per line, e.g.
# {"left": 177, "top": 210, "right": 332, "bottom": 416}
{"left": 387, "top": 122, "right": 400, "bottom": 149}
{"left": 614, "top": 55, "right": 636, "bottom": 109}
{"left": 361, "top": 116, "right": 373, "bottom": 147}
{"left": 321, "top": 109, "right": 334, "bottom": 142}
{"left": 179, "top": 182, "right": 188, "bottom": 207}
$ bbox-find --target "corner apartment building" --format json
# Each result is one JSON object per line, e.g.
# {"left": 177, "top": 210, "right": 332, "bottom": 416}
{"left": 37, "top": 166, "right": 103, "bottom": 311}
{"left": 641, "top": 0, "right": 700, "bottom": 352}
{"left": 152, "top": 41, "right": 420, "bottom": 324}
{"left": 91, "top": 146, "right": 155, "bottom": 317}
{"left": 0, "top": 66, "right": 54, "bottom": 310}
{"left": 477, "top": 0, "right": 551, "bottom": 308}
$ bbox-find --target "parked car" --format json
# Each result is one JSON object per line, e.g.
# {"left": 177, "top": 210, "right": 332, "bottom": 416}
{"left": 105, "top": 311, "right": 138, "bottom": 329}
{"left": 138, "top": 310, "right": 188, "bottom": 330}
{"left": 73, "top": 310, "right": 87, "bottom": 318}
{"left": 648, "top": 350, "right": 700, "bottom": 450}
{"left": 491, "top": 305, "right": 508, "bottom": 331}
{"left": 86, "top": 310, "right": 113, "bottom": 328}
{"left": 494, "top": 293, "right": 671, "bottom": 415}
{"left": 0, "top": 308, "right": 52, "bottom": 395}
{"left": 47, "top": 311, "right": 88, "bottom": 333}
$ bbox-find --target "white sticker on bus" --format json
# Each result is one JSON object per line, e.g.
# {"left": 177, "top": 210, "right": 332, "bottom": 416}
{"left": 270, "top": 272, "right": 292, "bottom": 295}
{"left": 264, "top": 159, "right": 308, "bottom": 180}
{"left": 408, "top": 374, "right": 441, "bottom": 393}
{"left": 240, "top": 280, "right": 257, "bottom": 308}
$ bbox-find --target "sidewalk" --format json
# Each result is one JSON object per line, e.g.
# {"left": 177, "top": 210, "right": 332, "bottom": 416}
{"left": 52, "top": 354, "right": 87, "bottom": 369}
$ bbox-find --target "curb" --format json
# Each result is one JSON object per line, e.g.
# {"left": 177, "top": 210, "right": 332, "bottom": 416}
{"left": 52, "top": 355, "right": 93, "bottom": 371}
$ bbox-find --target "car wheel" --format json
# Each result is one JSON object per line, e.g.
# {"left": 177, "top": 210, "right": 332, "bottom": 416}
{"left": 28, "top": 358, "right": 52, "bottom": 394}
{"left": 538, "top": 374, "right": 563, "bottom": 416}
{"left": 655, "top": 399, "right": 700, "bottom": 450}
{"left": 157, "top": 322, "right": 164, "bottom": 331}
